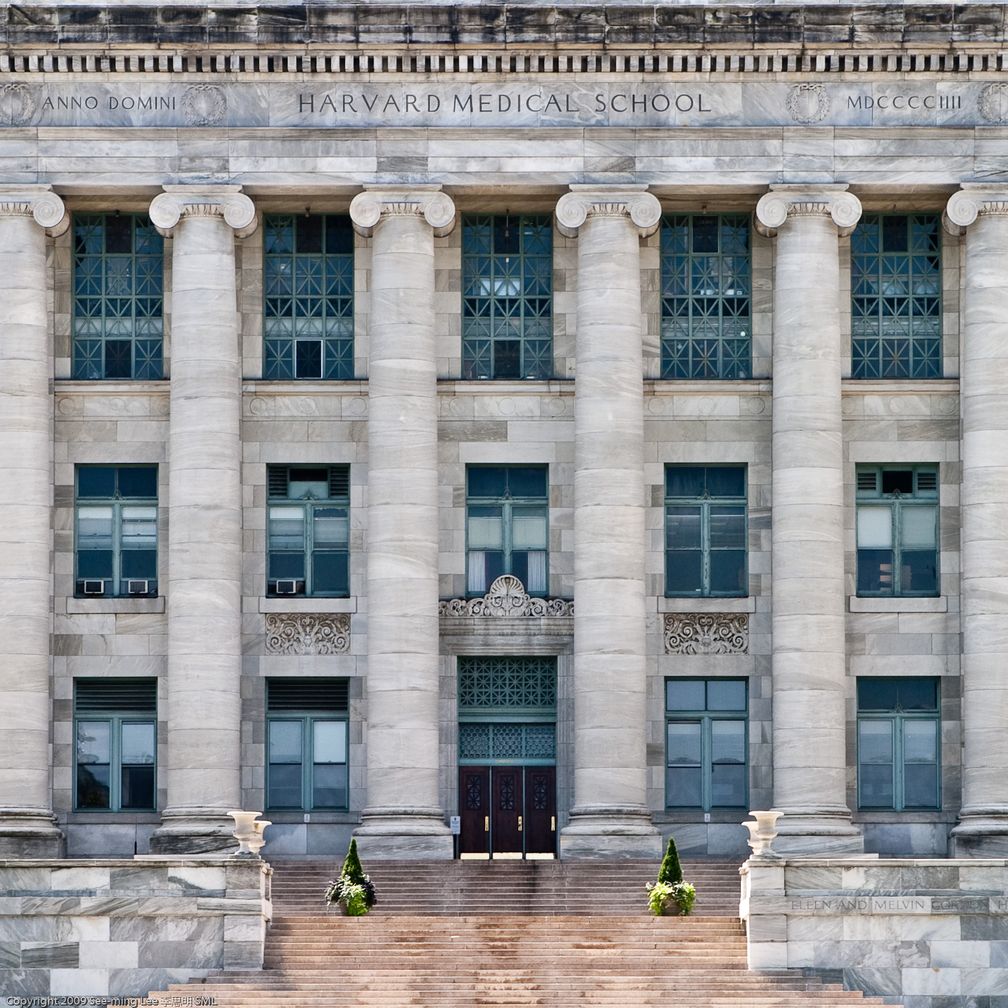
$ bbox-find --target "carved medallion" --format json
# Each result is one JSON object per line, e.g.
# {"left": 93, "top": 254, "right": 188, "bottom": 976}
{"left": 786, "top": 83, "right": 829, "bottom": 124}
{"left": 979, "top": 83, "right": 1008, "bottom": 124}
{"left": 265, "top": 613, "right": 350, "bottom": 655}
{"left": 439, "top": 574, "right": 573, "bottom": 617}
{"left": 182, "top": 84, "right": 227, "bottom": 126}
{"left": 0, "top": 84, "right": 35, "bottom": 126}
{"left": 664, "top": 613, "right": 749, "bottom": 655}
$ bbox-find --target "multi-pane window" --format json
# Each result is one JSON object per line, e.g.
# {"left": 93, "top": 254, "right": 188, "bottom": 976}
{"left": 267, "top": 466, "right": 350, "bottom": 597}
{"left": 466, "top": 466, "right": 548, "bottom": 596}
{"left": 74, "top": 679, "right": 156, "bottom": 812}
{"left": 665, "top": 466, "right": 747, "bottom": 597}
{"left": 660, "top": 215, "right": 751, "bottom": 379}
{"left": 857, "top": 677, "right": 940, "bottom": 811}
{"left": 266, "top": 679, "right": 349, "bottom": 811}
{"left": 851, "top": 214, "right": 942, "bottom": 379}
{"left": 856, "top": 465, "right": 938, "bottom": 597}
{"left": 75, "top": 466, "right": 158, "bottom": 598}
{"left": 73, "top": 214, "right": 164, "bottom": 380}
{"left": 666, "top": 678, "right": 748, "bottom": 810}
{"left": 263, "top": 215, "right": 355, "bottom": 380}
{"left": 462, "top": 215, "right": 552, "bottom": 380}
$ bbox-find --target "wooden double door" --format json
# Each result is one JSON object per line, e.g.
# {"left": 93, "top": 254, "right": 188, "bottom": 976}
{"left": 458, "top": 765, "right": 557, "bottom": 858}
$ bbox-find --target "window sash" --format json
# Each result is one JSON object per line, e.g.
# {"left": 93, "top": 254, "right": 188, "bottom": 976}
{"left": 857, "top": 713, "right": 940, "bottom": 811}
{"left": 266, "top": 497, "right": 350, "bottom": 597}
{"left": 266, "top": 715, "right": 349, "bottom": 811}
{"left": 665, "top": 714, "right": 748, "bottom": 811}
{"left": 856, "top": 499, "right": 939, "bottom": 597}
{"left": 74, "top": 716, "right": 156, "bottom": 812}
{"left": 665, "top": 498, "right": 747, "bottom": 598}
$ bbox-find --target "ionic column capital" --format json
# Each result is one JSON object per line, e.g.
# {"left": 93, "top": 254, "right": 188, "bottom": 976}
{"left": 0, "top": 184, "right": 67, "bottom": 236}
{"left": 555, "top": 185, "right": 661, "bottom": 239}
{"left": 148, "top": 184, "right": 257, "bottom": 239}
{"left": 755, "top": 184, "right": 862, "bottom": 238}
{"left": 944, "top": 184, "right": 1008, "bottom": 235}
{"left": 349, "top": 185, "right": 456, "bottom": 237}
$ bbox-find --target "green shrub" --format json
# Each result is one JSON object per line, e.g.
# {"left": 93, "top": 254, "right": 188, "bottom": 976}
{"left": 341, "top": 837, "right": 366, "bottom": 884}
{"left": 656, "top": 836, "right": 683, "bottom": 887}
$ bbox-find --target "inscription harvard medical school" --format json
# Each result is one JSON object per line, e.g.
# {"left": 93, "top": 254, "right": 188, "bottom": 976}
{"left": 1, "top": 81, "right": 1000, "bottom": 128}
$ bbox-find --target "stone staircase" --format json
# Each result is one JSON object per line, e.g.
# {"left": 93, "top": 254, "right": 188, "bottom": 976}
{"left": 146, "top": 859, "right": 894, "bottom": 1007}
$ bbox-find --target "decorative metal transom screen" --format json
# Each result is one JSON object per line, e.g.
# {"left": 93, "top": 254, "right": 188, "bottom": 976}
{"left": 458, "top": 656, "right": 557, "bottom": 711}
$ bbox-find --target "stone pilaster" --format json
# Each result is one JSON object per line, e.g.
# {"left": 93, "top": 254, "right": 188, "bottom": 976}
{"left": 350, "top": 186, "right": 456, "bottom": 859}
{"left": 945, "top": 186, "right": 1008, "bottom": 856}
{"left": 148, "top": 186, "right": 256, "bottom": 854}
{"left": 755, "top": 185, "right": 864, "bottom": 856}
{"left": 0, "top": 186, "right": 67, "bottom": 858}
{"left": 554, "top": 186, "right": 662, "bottom": 859}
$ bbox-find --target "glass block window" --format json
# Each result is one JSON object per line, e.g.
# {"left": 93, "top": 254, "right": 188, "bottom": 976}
{"left": 266, "top": 679, "right": 349, "bottom": 811}
{"left": 267, "top": 466, "right": 350, "bottom": 597}
{"left": 665, "top": 465, "right": 747, "bottom": 597}
{"left": 72, "top": 214, "right": 164, "bottom": 380}
{"left": 666, "top": 678, "right": 748, "bottom": 810}
{"left": 856, "top": 465, "right": 939, "bottom": 597}
{"left": 75, "top": 465, "right": 158, "bottom": 598}
{"left": 660, "top": 215, "right": 751, "bottom": 379}
{"left": 74, "top": 679, "right": 156, "bottom": 812}
{"left": 857, "top": 677, "right": 940, "bottom": 810}
{"left": 462, "top": 215, "right": 552, "bottom": 380}
{"left": 458, "top": 723, "right": 556, "bottom": 763}
{"left": 467, "top": 466, "right": 548, "bottom": 596}
{"left": 263, "top": 215, "right": 355, "bottom": 380}
{"left": 851, "top": 214, "right": 942, "bottom": 379}
{"left": 458, "top": 657, "right": 557, "bottom": 712}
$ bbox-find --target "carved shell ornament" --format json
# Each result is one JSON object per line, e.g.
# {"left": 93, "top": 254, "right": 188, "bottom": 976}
{"left": 439, "top": 575, "right": 573, "bottom": 617}
{"left": 786, "top": 83, "right": 830, "bottom": 124}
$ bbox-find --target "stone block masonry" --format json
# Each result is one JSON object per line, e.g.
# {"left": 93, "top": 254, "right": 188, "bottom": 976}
{"left": 0, "top": 857, "right": 270, "bottom": 999}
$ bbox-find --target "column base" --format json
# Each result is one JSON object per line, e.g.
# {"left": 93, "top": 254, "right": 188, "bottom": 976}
{"left": 559, "top": 806, "right": 663, "bottom": 860}
{"left": 0, "top": 808, "right": 65, "bottom": 858}
{"left": 149, "top": 808, "right": 239, "bottom": 856}
{"left": 951, "top": 809, "right": 1008, "bottom": 857}
{"left": 355, "top": 808, "right": 453, "bottom": 860}
{"left": 772, "top": 808, "right": 864, "bottom": 857}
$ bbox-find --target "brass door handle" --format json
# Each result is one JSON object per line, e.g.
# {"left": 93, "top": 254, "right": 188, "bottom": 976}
{"left": 484, "top": 816, "right": 490, "bottom": 832}
{"left": 550, "top": 816, "right": 556, "bottom": 832}
{"left": 517, "top": 815, "right": 523, "bottom": 832}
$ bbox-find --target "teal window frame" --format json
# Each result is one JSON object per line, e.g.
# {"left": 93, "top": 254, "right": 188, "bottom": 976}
{"left": 74, "top": 465, "right": 158, "bottom": 598}
{"left": 851, "top": 214, "right": 942, "bottom": 379}
{"left": 266, "top": 465, "right": 350, "bottom": 598}
{"left": 665, "top": 678, "right": 748, "bottom": 811}
{"left": 664, "top": 465, "right": 747, "bottom": 598}
{"left": 72, "top": 213, "right": 164, "bottom": 380}
{"left": 461, "top": 215, "right": 553, "bottom": 380}
{"left": 465, "top": 466, "right": 549, "bottom": 597}
{"left": 856, "top": 465, "right": 939, "bottom": 597}
{"left": 856, "top": 677, "right": 941, "bottom": 811}
{"left": 263, "top": 214, "right": 355, "bottom": 380}
{"left": 660, "top": 214, "right": 752, "bottom": 380}
{"left": 73, "top": 679, "right": 157, "bottom": 813}
{"left": 265, "top": 713, "right": 349, "bottom": 811}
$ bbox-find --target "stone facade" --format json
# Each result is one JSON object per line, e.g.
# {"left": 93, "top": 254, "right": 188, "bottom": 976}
{"left": 0, "top": 1, "right": 1005, "bottom": 867}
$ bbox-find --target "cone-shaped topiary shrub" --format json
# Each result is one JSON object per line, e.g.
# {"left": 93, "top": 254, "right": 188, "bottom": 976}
{"left": 341, "top": 837, "right": 366, "bottom": 884}
{"left": 325, "top": 837, "right": 377, "bottom": 915}
{"left": 656, "top": 835, "right": 683, "bottom": 887}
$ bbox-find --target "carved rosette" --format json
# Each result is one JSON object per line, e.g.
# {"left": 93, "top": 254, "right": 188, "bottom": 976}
{"left": 786, "top": 83, "right": 830, "bottom": 124}
{"left": 555, "top": 186, "right": 662, "bottom": 239}
{"left": 979, "top": 83, "right": 1008, "bottom": 125}
{"left": 944, "top": 185, "right": 1008, "bottom": 235}
{"left": 755, "top": 186, "right": 862, "bottom": 238}
{"left": 182, "top": 84, "right": 227, "bottom": 126}
{"left": 663, "top": 613, "right": 749, "bottom": 655}
{"left": 0, "top": 185, "right": 68, "bottom": 236}
{"left": 349, "top": 187, "right": 456, "bottom": 237}
{"left": 265, "top": 613, "right": 351, "bottom": 655}
{"left": 439, "top": 574, "right": 573, "bottom": 617}
{"left": 0, "top": 83, "right": 35, "bottom": 126}
{"left": 148, "top": 185, "right": 257, "bottom": 239}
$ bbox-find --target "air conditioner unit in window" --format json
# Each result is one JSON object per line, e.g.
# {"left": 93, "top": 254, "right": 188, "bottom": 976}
{"left": 82, "top": 579, "right": 106, "bottom": 596}
{"left": 126, "top": 579, "right": 153, "bottom": 596}
{"left": 275, "top": 579, "right": 303, "bottom": 595}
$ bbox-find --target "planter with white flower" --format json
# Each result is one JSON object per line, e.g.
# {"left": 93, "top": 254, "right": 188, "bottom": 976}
{"left": 325, "top": 838, "right": 378, "bottom": 917}
{"left": 646, "top": 836, "right": 696, "bottom": 917}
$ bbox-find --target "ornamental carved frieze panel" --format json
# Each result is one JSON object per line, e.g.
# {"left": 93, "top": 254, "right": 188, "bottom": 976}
{"left": 265, "top": 613, "right": 351, "bottom": 655}
{"left": 664, "top": 613, "right": 749, "bottom": 655}
{"left": 439, "top": 574, "right": 573, "bottom": 617}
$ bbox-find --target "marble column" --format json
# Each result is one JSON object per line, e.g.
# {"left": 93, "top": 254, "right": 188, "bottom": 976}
{"left": 148, "top": 186, "right": 256, "bottom": 854}
{"left": 0, "top": 187, "right": 67, "bottom": 857}
{"left": 555, "top": 186, "right": 662, "bottom": 859}
{"left": 350, "top": 187, "right": 455, "bottom": 859}
{"left": 755, "top": 185, "right": 864, "bottom": 856}
{"left": 945, "top": 186, "right": 1008, "bottom": 856}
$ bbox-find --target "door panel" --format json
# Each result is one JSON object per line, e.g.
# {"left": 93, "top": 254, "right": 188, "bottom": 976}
{"left": 459, "top": 766, "right": 490, "bottom": 856}
{"left": 491, "top": 767, "right": 524, "bottom": 855}
{"left": 523, "top": 766, "right": 556, "bottom": 856}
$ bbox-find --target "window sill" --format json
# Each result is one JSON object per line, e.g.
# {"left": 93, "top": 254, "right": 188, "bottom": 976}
{"left": 65, "top": 597, "right": 165, "bottom": 615}
{"left": 657, "top": 596, "right": 755, "bottom": 614}
{"left": 848, "top": 596, "right": 947, "bottom": 613}
{"left": 258, "top": 596, "right": 357, "bottom": 614}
